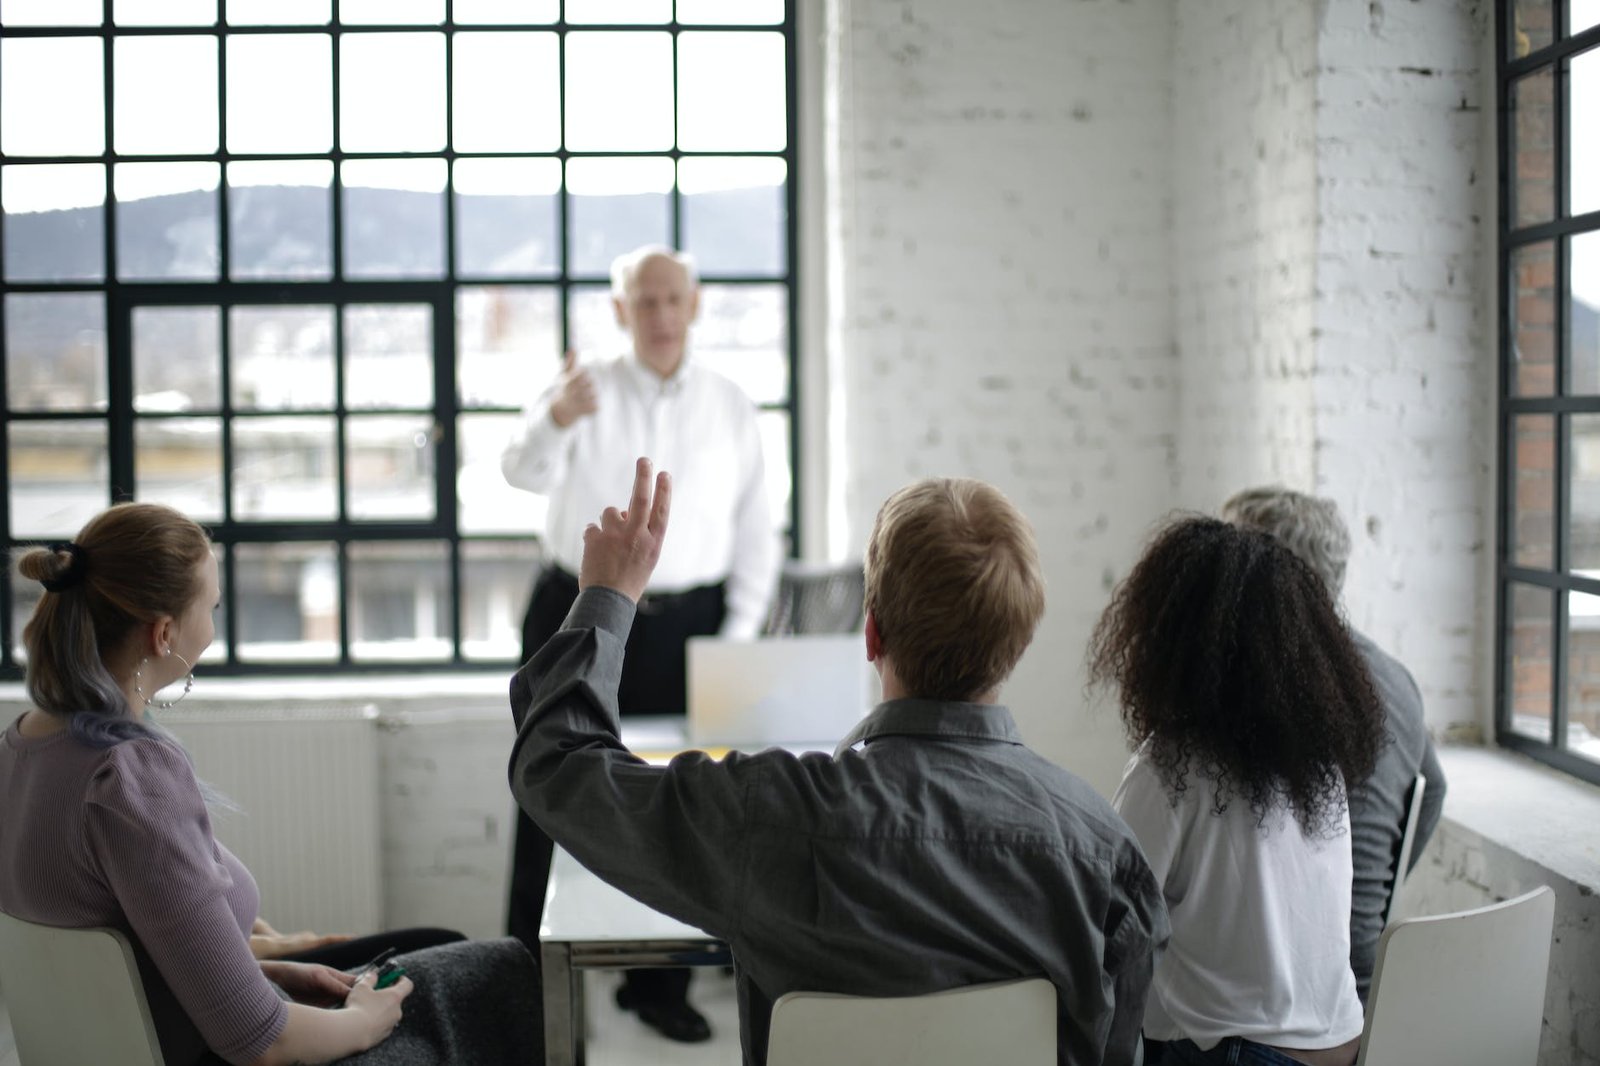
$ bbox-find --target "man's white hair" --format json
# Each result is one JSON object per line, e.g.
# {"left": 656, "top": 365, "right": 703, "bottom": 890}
{"left": 1220, "top": 486, "right": 1351, "bottom": 596}
{"left": 609, "top": 244, "right": 699, "bottom": 300}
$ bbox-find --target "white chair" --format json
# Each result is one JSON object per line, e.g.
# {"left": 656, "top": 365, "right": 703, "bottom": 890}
{"left": 1381, "top": 772, "right": 1428, "bottom": 927}
{"left": 0, "top": 910, "right": 166, "bottom": 1066}
{"left": 765, "top": 977, "right": 1056, "bottom": 1066}
{"left": 1356, "top": 885, "right": 1555, "bottom": 1066}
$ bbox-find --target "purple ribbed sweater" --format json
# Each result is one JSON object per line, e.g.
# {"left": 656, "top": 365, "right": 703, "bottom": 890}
{"left": 0, "top": 717, "right": 288, "bottom": 1065}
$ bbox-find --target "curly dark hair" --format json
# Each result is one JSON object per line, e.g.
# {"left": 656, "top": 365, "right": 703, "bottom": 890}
{"left": 1088, "top": 515, "right": 1385, "bottom": 836}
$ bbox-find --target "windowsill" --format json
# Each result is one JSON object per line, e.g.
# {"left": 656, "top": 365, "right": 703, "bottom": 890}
{"left": 1434, "top": 743, "right": 1600, "bottom": 893}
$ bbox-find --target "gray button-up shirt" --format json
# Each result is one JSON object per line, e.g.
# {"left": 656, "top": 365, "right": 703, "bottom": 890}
{"left": 509, "top": 587, "right": 1169, "bottom": 1066}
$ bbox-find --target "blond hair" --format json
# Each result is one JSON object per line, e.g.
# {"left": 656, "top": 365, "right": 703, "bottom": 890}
{"left": 864, "top": 479, "right": 1045, "bottom": 701}
{"left": 18, "top": 503, "right": 211, "bottom": 727}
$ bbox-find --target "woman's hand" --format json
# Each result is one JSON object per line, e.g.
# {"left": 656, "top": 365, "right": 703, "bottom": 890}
{"left": 259, "top": 960, "right": 356, "bottom": 1008}
{"left": 250, "top": 917, "right": 353, "bottom": 960}
{"left": 343, "top": 969, "right": 413, "bottom": 1047}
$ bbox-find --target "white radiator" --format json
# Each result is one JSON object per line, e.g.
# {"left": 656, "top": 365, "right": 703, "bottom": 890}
{"left": 159, "top": 704, "right": 383, "bottom": 937}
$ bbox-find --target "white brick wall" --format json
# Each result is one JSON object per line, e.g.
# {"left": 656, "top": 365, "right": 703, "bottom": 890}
{"left": 830, "top": 0, "right": 1178, "bottom": 794}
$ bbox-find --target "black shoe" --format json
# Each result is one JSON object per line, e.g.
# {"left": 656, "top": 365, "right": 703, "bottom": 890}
{"left": 615, "top": 984, "right": 713, "bottom": 1043}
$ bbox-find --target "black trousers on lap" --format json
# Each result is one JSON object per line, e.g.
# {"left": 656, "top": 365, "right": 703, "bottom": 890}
{"left": 506, "top": 565, "right": 727, "bottom": 1006}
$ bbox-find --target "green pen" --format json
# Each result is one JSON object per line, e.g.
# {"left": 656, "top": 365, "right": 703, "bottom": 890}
{"left": 375, "top": 961, "right": 407, "bottom": 990}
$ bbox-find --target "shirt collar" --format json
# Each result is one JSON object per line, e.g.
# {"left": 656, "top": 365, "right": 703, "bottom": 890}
{"left": 624, "top": 350, "right": 694, "bottom": 395}
{"left": 833, "top": 698, "right": 1025, "bottom": 756}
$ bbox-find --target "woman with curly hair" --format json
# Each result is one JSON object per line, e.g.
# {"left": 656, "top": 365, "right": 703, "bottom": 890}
{"left": 1089, "top": 516, "right": 1385, "bottom": 1066}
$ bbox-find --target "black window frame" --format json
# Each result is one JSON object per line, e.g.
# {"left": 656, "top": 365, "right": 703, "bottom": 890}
{"left": 1496, "top": 0, "right": 1600, "bottom": 783}
{"left": 0, "top": 0, "right": 801, "bottom": 677}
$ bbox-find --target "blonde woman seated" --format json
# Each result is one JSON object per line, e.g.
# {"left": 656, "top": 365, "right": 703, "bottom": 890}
{"left": 1090, "top": 517, "right": 1385, "bottom": 1066}
{"left": 0, "top": 503, "right": 541, "bottom": 1066}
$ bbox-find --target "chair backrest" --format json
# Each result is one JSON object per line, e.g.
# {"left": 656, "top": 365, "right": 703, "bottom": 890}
{"left": 1382, "top": 772, "right": 1428, "bottom": 927}
{"left": 1356, "top": 885, "right": 1555, "bottom": 1066}
{"left": 763, "top": 560, "right": 866, "bottom": 636}
{"left": 0, "top": 910, "right": 166, "bottom": 1066}
{"left": 765, "top": 978, "right": 1056, "bottom": 1066}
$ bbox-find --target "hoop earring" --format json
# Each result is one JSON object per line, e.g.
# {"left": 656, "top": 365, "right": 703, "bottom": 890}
{"left": 133, "top": 651, "right": 195, "bottom": 710}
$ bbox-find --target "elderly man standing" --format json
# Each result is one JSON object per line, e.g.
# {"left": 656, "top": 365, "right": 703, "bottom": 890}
{"left": 1221, "top": 486, "right": 1448, "bottom": 1002}
{"left": 501, "top": 245, "right": 779, "bottom": 1042}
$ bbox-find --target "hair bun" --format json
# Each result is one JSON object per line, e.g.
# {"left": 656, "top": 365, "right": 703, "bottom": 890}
{"left": 21, "top": 542, "right": 89, "bottom": 593}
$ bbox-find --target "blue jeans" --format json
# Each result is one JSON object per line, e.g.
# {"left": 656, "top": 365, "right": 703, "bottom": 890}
{"left": 1146, "top": 1036, "right": 1310, "bottom": 1066}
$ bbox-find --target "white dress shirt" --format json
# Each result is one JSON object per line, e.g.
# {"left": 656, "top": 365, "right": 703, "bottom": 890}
{"left": 1112, "top": 746, "right": 1365, "bottom": 1053}
{"left": 501, "top": 351, "right": 779, "bottom": 640}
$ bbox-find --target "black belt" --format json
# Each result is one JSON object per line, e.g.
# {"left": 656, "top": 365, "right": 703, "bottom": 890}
{"left": 546, "top": 566, "right": 724, "bottom": 615}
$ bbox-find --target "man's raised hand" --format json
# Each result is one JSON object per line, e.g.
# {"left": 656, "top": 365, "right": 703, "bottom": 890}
{"left": 549, "top": 349, "right": 598, "bottom": 428}
{"left": 577, "top": 457, "right": 672, "bottom": 603}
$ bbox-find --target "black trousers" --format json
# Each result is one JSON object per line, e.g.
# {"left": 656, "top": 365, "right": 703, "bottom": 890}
{"left": 507, "top": 565, "right": 727, "bottom": 1006}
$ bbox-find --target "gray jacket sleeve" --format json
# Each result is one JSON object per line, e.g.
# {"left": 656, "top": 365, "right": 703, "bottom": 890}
{"left": 1409, "top": 737, "right": 1448, "bottom": 872}
{"left": 506, "top": 585, "right": 755, "bottom": 940}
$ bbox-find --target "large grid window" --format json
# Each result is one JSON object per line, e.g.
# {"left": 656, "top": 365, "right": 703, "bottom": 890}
{"left": 1498, "top": 0, "right": 1600, "bottom": 782}
{"left": 0, "top": 0, "right": 797, "bottom": 674}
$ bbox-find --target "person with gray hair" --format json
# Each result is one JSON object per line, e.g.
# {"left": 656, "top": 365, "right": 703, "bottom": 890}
{"left": 1220, "top": 486, "right": 1448, "bottom": 1002}
{"left": 501, "top": 243, "right": 780, "bottom": 1043}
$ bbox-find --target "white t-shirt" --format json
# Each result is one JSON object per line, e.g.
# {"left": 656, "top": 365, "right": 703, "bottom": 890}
{"left": 1112, "top": 746, "right": 1365, "bottom": 1052}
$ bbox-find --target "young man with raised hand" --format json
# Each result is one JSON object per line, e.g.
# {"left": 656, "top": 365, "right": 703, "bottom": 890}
{"left": 508, "top": 458, "right": 1168, "bottom": 1066}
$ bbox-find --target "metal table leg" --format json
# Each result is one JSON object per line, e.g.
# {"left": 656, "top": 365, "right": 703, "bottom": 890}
{"left": 542, "top": 941, "right": 580, "bottom": 1066}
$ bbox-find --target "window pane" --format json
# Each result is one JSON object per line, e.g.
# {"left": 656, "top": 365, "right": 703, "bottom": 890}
{"left": 1, "top": 38, "right": 103, "bottom": 156}
{"left": 457, "top": 285, "right": 559, "bottom": 406}
{"left": 1512, "top": 69, "right": 1555, "bottom": 228}
{"left": 114, "top": 37, "right": 218, "bottom": 155}
{"left": 566, "top": 157, "right": 672, "bottom": 275}
{"left": 226, "top": 0, "right": 329, "bottom": 23}
{"left": 1572, "top": 1, "right": 1600, "bottom": 35}
{"left": 564, "top": 33, "right": 673, "bottom": 150}
{"left": 677, "top": 0, "right": 783, "bottom": 24}
{"left": 452, "top": 33, "right": 559, "bottom": 152}
{"left": 227, "top": 34, "right": 333, "bottom": 153}
{"left": 461, "top": 540, "right": 541, "bottom": 660}
{"left": 1572, "top": 47, "right": 1599, "bottom": 217}
{"left": 234, "top": 541, "right": 339, "bottom": 662}
{"left": 5, "top": 293, "right": 106, "bottom": 413}
{"left": 228, "top": 161, "right": 334, "bottom": 281}
{"left": 459, "top": 413, "right": 547, "bottom": 533}
{"left": 343, "top": 304, "right": 434, "bottom": 409}
{"left": 680, "top": 157, "right": 785, "bottom": 276}
{"left": 8, "top": 421, "right": 106, "bottom": 539}
{"left": 565, "top": 0, "right": 668, "bottom": 23}
{"left": 1513, "top": 240, "right": 1557, "bottom": 396}
{"left": 568, "top": 283, "right": 620, "bottom": 356}
{"left": 1512, "top": 414, "right": 1556, "bottom": 569}
{"left": 1572, "top": 414, "right": 1600, "bottom": 569}
{"left": 115, "top": 162, "right": 221, "bottom": 281}
{"left": 1573, "top": 233, "right": 1600, "bottom": 396}
{"left": 454, "top": 158, "right": 560, "bottom": 277}
{"left": 231, "top": 305, "right": 335, "bottom": 411}
{"left": 232, "top": 416, "right": 338, "bottom": 520}
{"left": 1507, "top": 583, "right": 1555, "bottom": 741}
{"left": 757, "top": 409, "right": 791, "bottom": 531}
{"left": 348, "top": 541, "right": 450, "bottom": 661}
{"left": 342, "top": 159, "right": 446, "bottom": 279}
{"left": 340, "top": 0, "right": 443, "bottom": 22}
{"left": 1511, "top": 0, "right": 1553, "bottom": 56}
{"left": 454, "top": 0, "right": 557, "bottom": 22}
{"left": 1567, "top": 590, "right": 1600, "bottom": 760}
{"left": 677, "top": 32, "right": 786, "bottom": 151}
{"left": 136, "top": 417, "right": 222, "bottom": 521}
{"left": 2, "top": 165, "right": 105, "bottom": 282}
{"left": 341, "top": 33, "right": 446, "bottom": 152}
{"left": 346, "top": 415, "right": 435, "bottom": 520}
{"left": 1, "top": 0, "right": 101, "bottom": 25}
{"left": 114, "top": 0, "right": 216, "bottom": 25}
{"left": 694, "top": 284, "right": 788, "bottom": 404}
{"left": 133, "top": 306, "right": 221, "bottom": 412}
